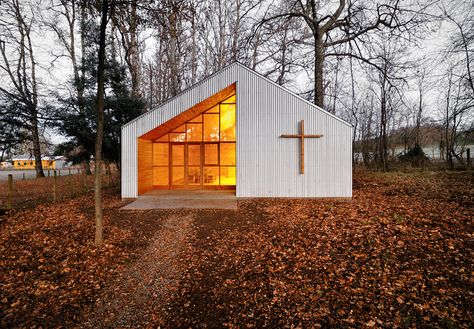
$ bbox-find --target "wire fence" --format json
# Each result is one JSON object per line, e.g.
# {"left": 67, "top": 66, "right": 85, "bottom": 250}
{"left": 0, "top": 169, "right": 119, "bottom": 211}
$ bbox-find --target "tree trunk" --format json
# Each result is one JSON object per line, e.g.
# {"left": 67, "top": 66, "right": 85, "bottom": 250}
{"left": 314, "top": 37, "right": 324, "bottom": 108}
{"left": 31, "top": 116, "right": 45, "bottom": 178}
{"left": 129, "top": 0, "right": 141, "bottom": 98}
{"left": 94, "top": 0, "right": 108, "bottom": 246}
{"left": 84, "top": 161, "right": 92, "bottom": 175}
{"left": 168, "top": 6, "right": 179, "bottom": 96}
{"left": 190, "top": 7, "right": 197, "bottom": 84}
{"left": 379, "top": 87, "right": 388, "bottom": 172}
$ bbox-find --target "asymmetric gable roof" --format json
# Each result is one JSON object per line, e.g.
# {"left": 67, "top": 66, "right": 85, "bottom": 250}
{"left": 123, "top": 62, "right": 351, "bottom": 130}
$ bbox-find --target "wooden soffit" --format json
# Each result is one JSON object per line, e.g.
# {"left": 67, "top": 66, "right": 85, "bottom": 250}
{"left": 139, "top": 83, "right": 236, "bottom": 141}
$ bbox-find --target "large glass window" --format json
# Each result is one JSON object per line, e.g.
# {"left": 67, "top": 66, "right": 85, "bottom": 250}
{"left": 151, "top": 94, "right": 236, "bottom": 188}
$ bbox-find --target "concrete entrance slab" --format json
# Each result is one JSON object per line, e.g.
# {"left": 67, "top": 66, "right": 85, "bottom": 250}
{"left": 121, "top": 190, "right": 237, "bottom": 210}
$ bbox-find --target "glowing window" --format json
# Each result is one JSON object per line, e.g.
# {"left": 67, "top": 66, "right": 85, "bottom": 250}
{"left": 220, "top": 143, "right": 236, "bottom": 165}
{"left": 220, "top": 167, "right": 236, "bottom": 185}
{"left": 186, "top": 123, "right": 202, "bottom": 142}
{"left": 150, "top": 91, "right": 236, "bottom": 188}
{"left": 220, "top": 104, "right": 236, "bottom": 141}
{"left": 203, "top": 114, "right": 220, "bottom": 141}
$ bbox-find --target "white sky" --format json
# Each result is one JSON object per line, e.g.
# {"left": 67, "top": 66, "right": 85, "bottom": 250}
{"left": 1, "top": 1, "right": 468, "bottom": 145}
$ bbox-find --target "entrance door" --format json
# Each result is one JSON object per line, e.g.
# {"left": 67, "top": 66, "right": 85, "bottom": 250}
{"left": 171, "top": 143, "right": 203, "bottom": 189}
{"left": 171, "top": 144, "right": 185, "bottom": 188}
{"left": 187, "top": 143, "right": 202, "bottom": 188}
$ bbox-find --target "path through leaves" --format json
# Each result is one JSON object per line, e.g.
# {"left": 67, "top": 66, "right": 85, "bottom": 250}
{"left": 1, "top": 171, "right": 473, "bottom": 328}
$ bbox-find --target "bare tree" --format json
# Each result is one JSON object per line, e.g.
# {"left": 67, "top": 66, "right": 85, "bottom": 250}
{"left": 414, "top": 66, "right": 428, "bottom": 147}
{"left": 439, "top": 1, "right": 474, "bottom": 168}
{"left": 443, "top": 3, "right": 474, "bottom": 97}
{"left": 112, "top": 0, "right": 142, "bottom": 98}
{"left": 441, "top": 65, "right": 473, "bottom": 169}
{"left": 0, "top": 0, "right": 45, "bottom": 177}
{"left": 41, "top": 0, "right": 93, "bottom": 174}
{"left": 259, "top": 0, "right": 431, "bottom": 108}
{"left": 365, "top": 31, "right": 410, "bottom": 171}
{"left": 94, "top": 0, "right": 110, "bottom": 246}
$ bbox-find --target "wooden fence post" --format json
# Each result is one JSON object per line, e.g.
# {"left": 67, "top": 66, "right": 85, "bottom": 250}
{"left": 467, "top": 148, "right": 471, "bottom": 168}
{"left": 53, "top": 170, "right": 57, "bottom": 202}
{"left": 7, "top": 174, "right": 13, "bottom": 210}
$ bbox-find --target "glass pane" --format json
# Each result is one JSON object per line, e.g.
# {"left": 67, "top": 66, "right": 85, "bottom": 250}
{"left": 170, "top": 132, "right": 186, "bottom": 142}
{"left": 220, "top": 143, "right": 235, "bottom": 165}
{"left": 188, "top": 144, "right": 201, "bottom": 165}
{"left": 222, "top": 95, "right": 236, "bottom": 103}
{"left": 189, "top": 115, "right": 202, "bottom": 123}
{"left": 155, "top": 134, "right": 169, "bottom": 142}
{"left": 172, "top": 145, "right": 184, "bottom": 165}
{"left": 153, "top": 167, "right": 169, "bottom": 185}
{"left": 205, "top": 105, "right": 219, "bottom": 113}
{"left": 171, "top": 166, "right": 184, "bottom": 185}
{"left": 172, "top": 124, "right": 186, "bottom": 132}
{"left": 153, "top": 143, "right": 169, "bottom": 166}
{"left": 204, "top": 144, "right": 218, "bottom": 165}
{"left": 186, "top": 123, "right": 202, "bottom": 142}
{"left": 203, "top": 114, "right": 219, "bottom": 141}
{"left": 220, "top": 104, "right": 236, "bottom": 141}
{"left": 188, "top": 166, "right": 201, "bottom": 185}
{"left": 203, "top": 166, "right": 219, "bottom": 185}
{"left": 220, "top": 166, "right": 236, "bottom": 185}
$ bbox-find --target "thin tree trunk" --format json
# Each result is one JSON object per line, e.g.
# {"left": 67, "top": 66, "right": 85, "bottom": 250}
{"left": 168, "top": 5, "right": 179, "bottom": 96}
{"left": 31, "top": 117, "right": 45, "bottom": 178}
{"left": 314, "top": 37, "right": 324, "bottom": 108}
{"left": 379, "top": 84, "right": 388, "bottom": 172}
{"left": 84, "top": 161, "right": 92, "bottom": 175}
{"left": 94, "top": 0, "right": 108, "bottom": 246}
{"left": 191, "top": 7, "right": 197, "bottom": 84}
{"left": 129, "top": 0, "right": 140, "bottom": 98}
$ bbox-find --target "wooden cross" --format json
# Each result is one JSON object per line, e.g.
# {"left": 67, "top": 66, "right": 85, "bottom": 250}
{"left": 280, "top": 120, "right": 323, "bottom": 174}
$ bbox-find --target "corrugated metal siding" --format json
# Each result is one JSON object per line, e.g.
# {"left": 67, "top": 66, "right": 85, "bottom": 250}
{"left": 121, "top": 62, "right": 352, "bottom": 198}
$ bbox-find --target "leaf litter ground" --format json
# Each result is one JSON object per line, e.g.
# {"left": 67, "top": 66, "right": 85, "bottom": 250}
{"left": 0, "top": 171, "right": 473, "bottom": 328}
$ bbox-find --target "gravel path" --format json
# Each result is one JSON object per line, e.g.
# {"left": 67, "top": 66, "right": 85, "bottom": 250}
{"left": 81, "top": 213, "right": 196, "bottom": 328}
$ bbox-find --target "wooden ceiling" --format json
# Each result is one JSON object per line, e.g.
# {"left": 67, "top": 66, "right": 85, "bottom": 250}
{"left": 139, "top": 83, "right": 236, "bottom": 141}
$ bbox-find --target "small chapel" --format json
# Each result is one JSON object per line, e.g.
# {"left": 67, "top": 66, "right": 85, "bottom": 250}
{"left": 121, "top": 62, "right": 352, "bottom": 198}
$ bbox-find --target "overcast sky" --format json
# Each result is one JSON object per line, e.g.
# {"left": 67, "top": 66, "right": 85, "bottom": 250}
{"left": 1, "top": 0, "right": 468, "bottom": 145}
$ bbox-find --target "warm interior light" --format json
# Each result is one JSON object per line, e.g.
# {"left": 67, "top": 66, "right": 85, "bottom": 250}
{"left": 150, "top": 92, "right": 236, "bottom": 188}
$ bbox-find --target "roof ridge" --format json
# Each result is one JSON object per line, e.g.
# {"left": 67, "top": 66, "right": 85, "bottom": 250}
{"left": 122, "top": 61, "right": 352, "bottom": 128}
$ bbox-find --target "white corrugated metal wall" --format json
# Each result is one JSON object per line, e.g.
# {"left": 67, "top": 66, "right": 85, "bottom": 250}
{"left": 121, "top": 62, "right": 352, "bottom": 198}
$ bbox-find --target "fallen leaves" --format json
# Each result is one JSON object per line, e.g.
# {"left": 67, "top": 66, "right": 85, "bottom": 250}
{"left": 160, "top": 171, "right": 474, "bottom": 328}
{"left": 0, "top": 189, "right": 165, "bottom": 328}
{"left": 0, "top": 170, "right": 473, "bottom": 327}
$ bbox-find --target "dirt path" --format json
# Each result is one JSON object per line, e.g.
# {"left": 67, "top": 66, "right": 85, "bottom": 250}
{"left": 81, "top": 213, "right": 196, "bottom": 328}
{"left": 2, "top": 171, "right": 471, "bottom": 328}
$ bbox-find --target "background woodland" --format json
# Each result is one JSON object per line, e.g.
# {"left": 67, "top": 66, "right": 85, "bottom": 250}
{"left": 0, "top": 0, "right": 473, "bottom": 174}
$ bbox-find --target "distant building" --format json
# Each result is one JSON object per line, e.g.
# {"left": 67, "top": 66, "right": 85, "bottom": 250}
{"left": 11, "top": 156, "right": 69, "bottom": 170}
{"left": 0, "top": 162, "right": 12, "bottom": 169}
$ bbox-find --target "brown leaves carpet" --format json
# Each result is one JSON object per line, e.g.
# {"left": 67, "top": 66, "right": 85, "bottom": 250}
{"left": 1, "top": 171, "right": 473, "bottom": 328}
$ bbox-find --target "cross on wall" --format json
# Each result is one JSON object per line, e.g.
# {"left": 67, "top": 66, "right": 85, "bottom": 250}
{"left": 280, "top": 120, "right": 324, "bottom": 174}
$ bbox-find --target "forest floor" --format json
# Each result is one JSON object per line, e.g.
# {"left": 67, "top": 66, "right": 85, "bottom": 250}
{"left": 0, "top": 170, "right": 473, "bottom": 328}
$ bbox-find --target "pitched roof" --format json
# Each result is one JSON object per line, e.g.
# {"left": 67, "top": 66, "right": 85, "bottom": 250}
{"left": 123, "top": 62, "right": 351, "bottom": 129}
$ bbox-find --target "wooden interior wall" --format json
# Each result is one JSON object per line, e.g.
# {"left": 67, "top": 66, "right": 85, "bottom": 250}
{"left": 139, "top": 83, "right": 236, "bottom": 141}
{"left": 137, "top": 138, "right": 153, "bottom": 194}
